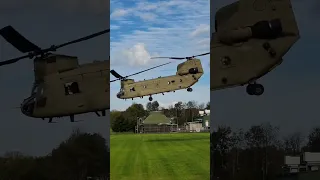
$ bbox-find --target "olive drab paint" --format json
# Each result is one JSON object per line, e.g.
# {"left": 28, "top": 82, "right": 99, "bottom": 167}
{"left": 111, "top": 56, "right": 207, "bottom": 102}
{"left": 210, "top": 0, "right": 300, "bottom": 96}
{"left": 0, "top": 25, "right": 109, "bottom": 123}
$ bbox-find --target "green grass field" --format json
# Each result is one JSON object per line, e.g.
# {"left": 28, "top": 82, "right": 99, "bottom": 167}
{"left": 110, "top": 133, "right": 210, "bottom": 180}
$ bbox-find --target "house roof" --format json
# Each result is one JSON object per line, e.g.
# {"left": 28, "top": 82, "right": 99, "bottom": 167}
{"left": 143, "top": 111, "right": 171, "bottom": 125}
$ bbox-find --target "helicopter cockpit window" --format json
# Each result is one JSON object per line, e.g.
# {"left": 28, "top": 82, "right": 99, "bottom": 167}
{"left": 31, "top": 85, "right": 40, "bottom": 95}
{"left": 64, "top": 82, "right": 80, "bottom": 95}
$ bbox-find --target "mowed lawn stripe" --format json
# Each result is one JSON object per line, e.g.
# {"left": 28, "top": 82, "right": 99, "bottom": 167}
{"left": 149, "top": 133, "right": 210, "bottom": 179}
{"left": 110, "top": 133, "right": 210, "bottom": 180}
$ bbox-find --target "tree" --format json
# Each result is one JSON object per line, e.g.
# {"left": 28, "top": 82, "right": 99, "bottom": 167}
{"left": 151, "top": 101, "right": 159, "bottom": 111}
{"left": 244, "top": 123, "right": 280, "bottom": 180}
{"left": 0, "top": 129, "right": 110, "bottom": 180}
{"left": 111, "top": 113, "right": 127, "bottom": 132}
{"left": 49, "top": 129, "right": 109, "bottom": 180}
{"left": 165, "top": 105, "right": 176, "bottom": 118}
{"left": 111, "top": 103, "right": 148, "bottom": 132}
{"left": 211, "top": 126, "right": 234, "bottom": 179}
{"left": 206, "top": 101, "right": 210, "bottom": 109}
{"left": 306, "top": 127, "right": 320, "bottom": 152}
{"left": 110, "top": 110, "right": 121, "bottom": 127}
{"left": 186, "top": 100, "right": 197, "bottom": 109}
{"left": 198, "top": 103, "right": 205, "bottom": 110}
{"left": 283, "top": 132, "right": 303, "bottom": 155}
{"left": 146, "top": 102, "right": 152, "bottom": 111}
{"left": 174, "top": 101, "right": 184, "bottom": 125}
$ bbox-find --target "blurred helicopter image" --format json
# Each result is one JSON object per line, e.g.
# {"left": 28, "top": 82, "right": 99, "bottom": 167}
{"left": 0, "top": 25, "right": 109, "bottom": 123}
{"left": 211, "top": 0, "right": 300, "bottom": 95}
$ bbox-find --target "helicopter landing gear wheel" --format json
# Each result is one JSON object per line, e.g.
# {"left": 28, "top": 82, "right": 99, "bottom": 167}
{"left": 246, "top": 83, "right": 264, "bottom": 96}
{"left": 187, "top": 87, "right": 193, "bottom": 92}
{"left": 149, "top": 96, "right": 153, "bottom": 101}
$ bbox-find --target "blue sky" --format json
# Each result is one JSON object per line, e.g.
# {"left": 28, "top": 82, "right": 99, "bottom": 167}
{"left": 110, "top": 0, "right": 210, "bottom": 111}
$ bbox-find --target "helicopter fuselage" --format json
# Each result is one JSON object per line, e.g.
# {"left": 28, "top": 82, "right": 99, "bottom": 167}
{"left": 210, "top": 0, "right": 300, "bottom": 95}
{"left": 21, "top": 55, "right": 109, "bottom": 119}
{"left": 116, "top": 59, "right": 204, "bottom": 99}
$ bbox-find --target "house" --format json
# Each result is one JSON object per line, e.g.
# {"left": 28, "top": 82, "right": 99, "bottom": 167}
{"left": 137, "top": 111, "right": 177, "bottom": 133}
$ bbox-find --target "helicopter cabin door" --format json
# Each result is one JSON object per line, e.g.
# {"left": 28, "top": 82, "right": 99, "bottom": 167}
{"left": 61, "top": 76, "right": 86, "bottom": 113}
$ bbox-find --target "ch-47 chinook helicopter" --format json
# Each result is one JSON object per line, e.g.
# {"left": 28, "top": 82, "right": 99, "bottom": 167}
{"left": 110, "top": 53, "right": 209, "bottom": 101}
{"left": 0, "top": 25, "right": 109, "bottom": 123}
{"left": 211, "top": 0, "right": 300, "bottom": 95}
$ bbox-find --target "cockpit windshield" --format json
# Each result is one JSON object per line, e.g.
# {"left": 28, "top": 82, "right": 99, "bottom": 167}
{"left": 31, "top": 84, "right": 39, "bottom": 95}
{"left": 31, "top": 84, "right": 44, "bottom": 96}
{"left": 117, "top": 88, "right": 125, "bottom": 98}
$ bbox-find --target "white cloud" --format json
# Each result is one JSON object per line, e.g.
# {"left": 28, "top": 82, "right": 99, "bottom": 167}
{"left": 110, "top": 9, "right": 130, "bottom": 18}
{"left": 120, "top": 43, "right": 152, "bottom": 66}
{"left": 134, "top": 12, "right": 157, "bottom": 21}
{"left": 190, "top": 24, "right": 210, "bottom": 37}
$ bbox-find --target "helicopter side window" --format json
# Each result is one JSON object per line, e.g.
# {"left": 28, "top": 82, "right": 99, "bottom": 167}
{"left": 64, "top": 82, "right": 80, "bottom": 95}
{"left": 130, "top": 87, "right": 135, "bottom": 92}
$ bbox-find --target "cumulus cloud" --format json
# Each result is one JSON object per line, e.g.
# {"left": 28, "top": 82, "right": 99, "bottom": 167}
{"left": 110, "top": 9, "right": 130, "bottom": 18}
{"left": 121, "top": 43, "right": 152, "bottom": 66}
{"left": 190, "top": 24, "right": 210, "bottom": 37}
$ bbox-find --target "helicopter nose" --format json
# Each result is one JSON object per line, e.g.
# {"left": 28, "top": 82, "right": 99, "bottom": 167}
{"left": 21, "top": 99, "right": 35, "bottom": 117}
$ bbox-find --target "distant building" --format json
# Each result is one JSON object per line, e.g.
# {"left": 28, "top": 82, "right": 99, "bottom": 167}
{"left": 185, "top": 109, "right": 210, "bottom": 132}
{"left": 136, "top": 111, "right": 178, "bottom": 133}
{"left": 281, "top": 152, "right": 320, "bottom": 178}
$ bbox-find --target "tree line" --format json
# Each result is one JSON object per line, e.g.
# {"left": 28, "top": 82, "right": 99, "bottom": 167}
{"left": 0, "top": 129, "right": 109, "bottom": 180}
{"left": 211, "top": 123, "right": 320, "bottom": 180}
{"left": 111, "top": 100, "right": 210, "bottom": 132}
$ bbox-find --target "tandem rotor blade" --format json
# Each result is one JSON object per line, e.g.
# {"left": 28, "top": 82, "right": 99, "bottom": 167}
{"left": 110, "top": 79, "right": 118, "bottom": 82}
{"left": 0, "top": 27, "right": 110, "bottom": 67}
{"left": 151, "top": 52, "right": 210, "bottom": 60}
{"left": 44, "top": 29, "right": 110, "bottom": 52}
{"left": 124, "top": 62, "right": 171, "bottom": 78}
{"left": 0, "top": 25, "right": 41, "bottom": 53}
{"left": 0, "top": 54, "right": 31, "bottom": 66}
{"left": 110, "top": 69, "right": 123, "bottom": 79}
{"left": 110, "top": 62, "right": 172, "bottom": 82}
